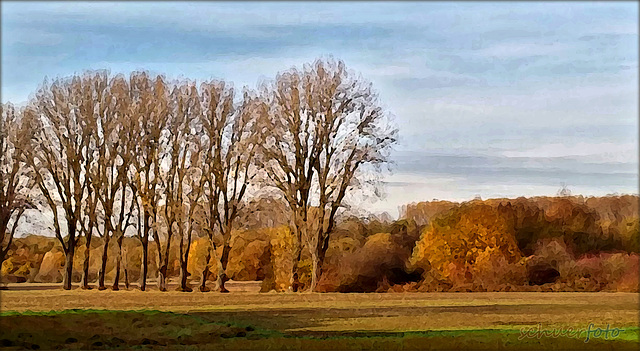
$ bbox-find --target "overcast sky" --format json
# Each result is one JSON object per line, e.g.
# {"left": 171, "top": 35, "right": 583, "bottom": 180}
{"left": 2, "top": 1, "right": 638, "bottom": 218}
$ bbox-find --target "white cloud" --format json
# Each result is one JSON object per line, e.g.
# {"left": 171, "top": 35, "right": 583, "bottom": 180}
{"left": 502, "top": 142, "right": 638, "bottom": 163}
{"left": 473, "top": 41, "right": 567, "bottom": 59}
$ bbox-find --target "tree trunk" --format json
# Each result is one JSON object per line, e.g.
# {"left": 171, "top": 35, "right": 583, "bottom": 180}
{"left": 177, "top": 225, "right": 192, "bottom": 292}
{"left": 112, "top": 261, "right": 121, "bottom": 291}
{"left": 311, "top": 233, "right": 330, "bottom": 292}
{"left": 178, "top": 260, "right": 192, "bottom": 292}
{"left": 124, "top": 268, "right": 130, "bottom": 289}
{"left": 157, "top": 265, "right": 168, "bottom": 291}
{"left": 217, "top": 243, "right": 231, "bottom": 293}
{"left": 0, "top": 221, "right": 11, "bottom": 272}
{"left": 156, "top": 224, "right": 172, "bottom": 292}
{"left": 310, "top": 252, "right": 328, "bottom": 292}
{"left": 81, "top": 234, "right": 92, "bottom": 289}
{"left": 62, "top": 243, "right": 75, "bottom": 290}
{"left": 140, "top": 240, "right": 148, "bottom": 291}
{"left": 310, "top": 251, "right": 319, "bottom": 292}
{"left": 0, "top": 251, "right": 6, "bottom": 271}
{"left": 139, "top": 211, "right": 151, "bottom": 291}
{"left": 112, "top": 234, "right": 124, "bottom": 291}
{"left": 157, "top": 241, "right": 171, "bottom": 291}
{"left": 199, "top": 244, "right": 213, "bottom": 292}
{"left": 290, "top": 237, "right": 303, "bottom": 292}
{"left": 98, "top": 235, "right": 110, "bottom": 290}
{"left": 289, "top": 211, "right": 307, "bottom": 292}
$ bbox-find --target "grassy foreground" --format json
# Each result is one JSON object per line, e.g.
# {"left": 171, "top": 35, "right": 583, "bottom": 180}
{"left": 0, "top": 288, "right": 638, "bottom": 350}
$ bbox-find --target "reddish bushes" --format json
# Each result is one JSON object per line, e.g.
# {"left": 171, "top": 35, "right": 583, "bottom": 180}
{"left": 315, "top": 231, "right": 420, "bottom": 292}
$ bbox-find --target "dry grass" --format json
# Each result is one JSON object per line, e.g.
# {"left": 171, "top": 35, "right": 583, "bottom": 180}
{"left": 1, "top": 284, "right": 638, "bottom": 333}
{"left": 1, "top": 284, "right": 638, "bottom": 350}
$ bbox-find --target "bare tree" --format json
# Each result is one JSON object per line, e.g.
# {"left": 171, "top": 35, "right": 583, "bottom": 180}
{"left": 155, "top": 80, "right": 201, "bottom": 292}
{"left": 111, "top": 186, "right": 137, "bottom": 290}
{"left": 260, "top": 59, "right": 396, "bottom": 291}
{"left": 0, "top": 104, "right": 35, "bottom": 267}
{"left": 198, "top": 82, "right": 260, "bottom": 292}
{"left": 25, "top": 72, "right": 107, "bottom": 290}
{"left": 129, "top": 72, "right": 171, "bottom": 291}
{"left": 258, "top": 67, "right": 324, "bottom": 292}
{"left": 308, "top": 60, "right": 396, "bottom": 291}
{"left": 176, "top": 173, "right": 204, "bottom": 292}
{"left": 86, "top": 74, "right": 138, "bottom": 290}
{"left": 79, "top": 159, "right": 100, "bottom": 289}
{"left": 176, "top": 131, "right": 205, "bottom": 292}
{"left": 197, "top": 81, "right": 233, "bottom": 292}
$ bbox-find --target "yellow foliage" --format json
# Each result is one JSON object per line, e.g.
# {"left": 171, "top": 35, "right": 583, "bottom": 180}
{"left": 187, "top": 238, "right": 218, "bottom": 282}
{"left": 411, "top": 203, "right": 522, "bottom": 286}
{"left": 267, "top": 226, "right": 294, "bottom": 292}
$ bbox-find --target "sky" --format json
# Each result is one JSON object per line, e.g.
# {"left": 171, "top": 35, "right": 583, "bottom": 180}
{"left": 2, "top": 1, "right": 638, "bottom": 218}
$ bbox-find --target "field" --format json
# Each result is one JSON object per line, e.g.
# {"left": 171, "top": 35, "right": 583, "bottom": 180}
{"left": 1, "top": 282, "right": 638, "bottom": 350}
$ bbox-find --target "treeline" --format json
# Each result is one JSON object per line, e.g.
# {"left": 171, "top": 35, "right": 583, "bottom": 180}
{"left": 407, "top": 195, "right": 639, "bottom": 292}
{"left": 2, "top": 195, "right": 638, "bottom": 293}
{"left": 0, "top": 58, "right": 396, "bottom": 292}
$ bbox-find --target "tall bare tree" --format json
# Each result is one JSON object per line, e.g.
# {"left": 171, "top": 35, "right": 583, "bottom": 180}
{"left": 25, "top": 72, "right": 107, "bottom": 290}
{"left": 176, "top": 168, "right": 204, "bottom": 292}
{"left": 109, "top": 76, "right": 141, "bottom": 291}
{"left": 173, "top": 82, "right": 207, "bottom": 292}
{"left": 85, "top": 74, "right": 138, "bottom": 290}
{"left": 258, "top": 65, "right": 325, "bottom": 292}
{"left": 155, "top": 80, "right": 200, "bottom": 291}
{"left": 129, "top": 72, "right": 171, "bottom": 291}
{"left": 198, "top": 82, "right": 260, "bottom": 292}
{"left": 175, "top": 99, "right": 205, "bottom": 292}
{"left": 197, "top": 81, "right": 232, "bottom": 292}
{"left": 260, "top": 59, "right": 397, "bottom": 291}
{"left": 308, "top": 60, "right": 396, "bottom": 291}
{"left": 0, "top": 104, "right": 35, "bottom": 267}
{"left": 79, "top": 158, "right": 100, "bottom": 290}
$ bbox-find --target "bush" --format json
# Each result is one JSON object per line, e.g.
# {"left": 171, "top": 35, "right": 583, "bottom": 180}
{"left": 260, "top": 226, "right": 295, "bottom": 292}
{"left": 411, "top": 203, "right": 523, "bottom": 289}
{"left": 473, "top": 247, "right": 527, "bottom": 291}
{"left": 316, "top": 232, "right": 420, "bottom": 292}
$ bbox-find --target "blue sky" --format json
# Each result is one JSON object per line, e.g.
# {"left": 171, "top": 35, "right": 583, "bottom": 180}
{"left": 2, "top": 1, "right": 638, "bottom": 217}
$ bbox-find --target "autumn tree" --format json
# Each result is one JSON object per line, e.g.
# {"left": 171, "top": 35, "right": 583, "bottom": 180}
{"left": 129, "top": 72, "right": 171, "bottom": 291}
{"left": 25, "top": 72, "right": 106, "bottom": 290}
{"left": 0, "top": 104, "right": 35, "bottom": 268}
{"left": 79, "top": 151, "right": 100, "bottom": 289}
{"left": 75, "top": 74, "right": 108, "bottom": 289}
{"left": 176, "top": 162, "right": 204, "bottom": 292}
{"left": 258, "top": 68, "right": 320, "bottom": 292}
{"left": 198, "top": 82, "right": 260, "bottom": 292}
{"left": 155, "top": 80, "right": 201, "bottom": 292}
{"left": 410, "top": 203, "right": 524, "bottom": 289}
{"left": 85, "top": 74, "right": 139, "bottom": 290}
{"left": 308, "top": 60, "right": 396, "bottom": 291}
{"left": 260, "top": 58, "right": 396, "bottom": 291}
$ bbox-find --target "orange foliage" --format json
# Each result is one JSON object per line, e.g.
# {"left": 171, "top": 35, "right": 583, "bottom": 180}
{"left": 411, "top": 203, "right": 523, "bottom": 289}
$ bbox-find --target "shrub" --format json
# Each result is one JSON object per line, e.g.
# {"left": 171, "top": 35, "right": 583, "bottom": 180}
{"left": 316, "top": 232, "right": 420, "bottom": 292}
{"left": 411, "top": 203, "right": 522, "bottom": 288}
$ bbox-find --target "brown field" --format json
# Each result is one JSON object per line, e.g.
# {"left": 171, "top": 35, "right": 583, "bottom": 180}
{"left": 1, "top": 283, "right": 638, "bottom": 350}
{"left": 2, "top": 283, "right": 638, "bottom": 331}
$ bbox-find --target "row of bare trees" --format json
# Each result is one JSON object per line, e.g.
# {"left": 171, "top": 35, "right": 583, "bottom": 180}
{"left": 0, "top": 58, "right": 396, "bottom": 292}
